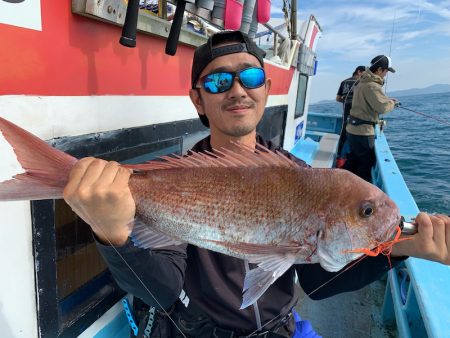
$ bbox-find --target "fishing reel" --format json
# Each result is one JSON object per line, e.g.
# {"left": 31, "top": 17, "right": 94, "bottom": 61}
{"left": 399, "top": 216, "right": 417, "bottom": 235}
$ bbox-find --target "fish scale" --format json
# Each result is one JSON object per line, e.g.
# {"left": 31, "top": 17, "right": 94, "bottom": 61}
{"left": 131, "top": 167, "right": 299, "bottom": 241}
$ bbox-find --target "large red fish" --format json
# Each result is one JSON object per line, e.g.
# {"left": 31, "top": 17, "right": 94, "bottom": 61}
{"left": 0, "top": 117, "right": 401, "bottom": 308}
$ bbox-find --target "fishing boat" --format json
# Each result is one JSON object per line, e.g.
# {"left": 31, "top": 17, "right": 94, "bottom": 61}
{"left": 0, "top": 1, "right": 449, "bottom": 337}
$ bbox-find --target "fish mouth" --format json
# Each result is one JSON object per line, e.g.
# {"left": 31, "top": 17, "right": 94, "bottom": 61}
{"left": 381, "top": 215, "right": 401, "bottom": 239}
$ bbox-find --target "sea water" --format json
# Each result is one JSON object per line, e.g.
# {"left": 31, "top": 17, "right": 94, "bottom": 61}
{"left": 310, "top": 92, "right": 450, "bottom": 215}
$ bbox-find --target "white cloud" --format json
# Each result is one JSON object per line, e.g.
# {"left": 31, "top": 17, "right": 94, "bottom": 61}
{"left": 387, "top": 56, "right": 450, "bottom": 90}
{"left": 288, "top": 0, "right": 450, "bottom": 101}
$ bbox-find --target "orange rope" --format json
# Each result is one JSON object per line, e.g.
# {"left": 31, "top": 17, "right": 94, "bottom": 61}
{"left": 343, "top": 226, "right": 413, "bottom": 267}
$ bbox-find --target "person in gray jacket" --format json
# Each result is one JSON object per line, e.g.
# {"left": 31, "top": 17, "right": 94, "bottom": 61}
{"left": 345, "top": 55, "right": 398, "bottom": 182}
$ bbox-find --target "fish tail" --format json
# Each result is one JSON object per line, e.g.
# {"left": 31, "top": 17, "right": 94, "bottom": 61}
{"left": 0, "top": 117, "right": 77, "bottom": 201}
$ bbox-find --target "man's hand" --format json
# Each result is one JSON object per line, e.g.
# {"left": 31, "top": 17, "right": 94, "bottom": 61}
{"left": 392, "top": 213, "right": 450, "bottom": 265}
{"left": 389, "top": 97, "right": 400, "bottom": 107}
{"left": 63, "top": 157, "right": 136, "bottom": 246}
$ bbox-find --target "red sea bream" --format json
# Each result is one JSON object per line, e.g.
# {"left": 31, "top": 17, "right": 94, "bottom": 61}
{"left": 0, "top": 117, "right": 401, "bottom": 308}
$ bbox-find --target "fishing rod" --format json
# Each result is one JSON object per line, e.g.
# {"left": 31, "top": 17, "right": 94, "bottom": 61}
{"left": 94, "top": 223, "right": 189, "bottom": 338}
{"left": 384, "top": 10, "right": 396, "bottom": 94}
{"left": 395, "top": 103, "right": 450, "bottom": 127}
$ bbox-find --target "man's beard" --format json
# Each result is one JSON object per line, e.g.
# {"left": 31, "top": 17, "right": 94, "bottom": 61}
{"left": 225, "top": 123, "right": 256, "bottom": 137}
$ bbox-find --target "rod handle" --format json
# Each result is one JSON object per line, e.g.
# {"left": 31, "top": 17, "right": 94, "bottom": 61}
{"left": 120, "top": 0, "right": 140, "bottom": 48}
{"left": 165, "top": 0, "right": 186, "bottom": 56}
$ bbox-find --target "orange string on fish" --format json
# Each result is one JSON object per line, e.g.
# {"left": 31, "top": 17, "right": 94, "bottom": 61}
{"left": 343, "top": 226, "right": 412, "bottom": 268}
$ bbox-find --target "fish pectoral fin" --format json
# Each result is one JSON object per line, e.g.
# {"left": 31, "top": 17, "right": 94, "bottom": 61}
{"left": 241, "top": 255, "right": 295, "bottom": 309}
{"left": 130, "top": 218, "right": 183, "bottom": 249}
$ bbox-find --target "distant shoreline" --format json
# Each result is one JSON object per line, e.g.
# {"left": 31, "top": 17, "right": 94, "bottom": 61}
{"left": 312, "top": 84, "right": 450, "bottom": 105}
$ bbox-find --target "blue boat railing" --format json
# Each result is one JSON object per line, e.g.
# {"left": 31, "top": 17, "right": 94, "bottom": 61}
{"left": 373, "top": 126, "right": 450, "bottom": 338}
{"left": 306, "top": 112, "right": 343, "bottom": 136}
{"left": 295, "top": 113, "right": 450, "bottom": 337}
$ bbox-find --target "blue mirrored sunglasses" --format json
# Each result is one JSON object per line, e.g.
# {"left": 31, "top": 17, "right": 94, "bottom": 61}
{"left": 196, "top": 67, "right": 265, "bottom": 94}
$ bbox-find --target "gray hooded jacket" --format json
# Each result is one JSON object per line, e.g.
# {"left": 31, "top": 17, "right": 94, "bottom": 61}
{"left": 346, "top": 69, "right": 395, "bottom": 136}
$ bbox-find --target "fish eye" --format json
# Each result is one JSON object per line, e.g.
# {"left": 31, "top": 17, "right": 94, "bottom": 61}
{"left": 360, "top": 202, "right": 375, "bottom": 218}
{"left": 362, "top": 207, "right": 373, "bottom": 217}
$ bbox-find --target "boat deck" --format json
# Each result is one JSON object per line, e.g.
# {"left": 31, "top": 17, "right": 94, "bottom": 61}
{"left": 295, "top": 280, "right": 396, "bottom": 338}
{"left": 291, "top": 117, "right": 396, "bottom": 338}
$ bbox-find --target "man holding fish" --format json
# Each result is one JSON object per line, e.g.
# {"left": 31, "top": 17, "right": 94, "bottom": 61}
{"left": 62, "top": 31, "right": 449, "bottom": 337}
{"left": 0, "top": 31, "right": 448, "bottom": 338}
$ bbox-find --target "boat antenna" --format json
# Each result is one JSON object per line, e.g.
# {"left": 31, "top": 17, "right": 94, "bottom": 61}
{"left": 291, "top": 0, "right": 297, "bottom": 40}
{"left": 388, "top": 11, "right": 396, "bottom": 58}
{"left": 384, "top": 10, "right": 396, "bottom": 94}
{"left": 379, "top": 10, "right": 397, "bottom": 133}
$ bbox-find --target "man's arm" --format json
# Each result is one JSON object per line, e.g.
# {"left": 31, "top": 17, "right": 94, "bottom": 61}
{"left": 96, "top": 240, "right": 187, "bottom": 308}
{"left": 63, "top": 157, "right": 135, "bottom": 245}
{"left": 365, "top": 83, "right": 396, "bottom": 114}
{"left": 64, "top": 157, "right": 188, "bottom": 308}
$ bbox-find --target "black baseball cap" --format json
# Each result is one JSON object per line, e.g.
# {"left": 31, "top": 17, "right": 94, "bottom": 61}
{"left": 191, "top": 31, "right": 266, "bottom": 128}
{"left": 353, "top": 65, "right": 366, "bottom": 75}
{"left": 191, "top": 31, "right": 266, "bottom": 88}
{"left": 370, "top": 55, "right": 396, "bottom": 73}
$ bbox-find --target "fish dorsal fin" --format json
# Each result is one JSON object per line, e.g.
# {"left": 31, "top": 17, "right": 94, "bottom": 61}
{"left": 130, "top": 218, "right": 183, "bottom": 249}
{"left": 124, "top": 143, "right": 299, "bottom": 171}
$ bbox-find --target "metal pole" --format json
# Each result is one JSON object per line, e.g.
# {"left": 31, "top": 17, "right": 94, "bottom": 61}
{"left": 274, "top": 33, "right": 279, "bottom": 57}
{"left": 291, "top": 0, "right": 297, "bottom": 40}
{"left": 262, "top": 23, "right": 287, "bottom": 41}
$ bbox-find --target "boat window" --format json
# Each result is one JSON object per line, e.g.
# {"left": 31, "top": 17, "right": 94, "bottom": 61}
{"left": 295, "top": 74, "right": 308, "bottom": 118}
{"left": 257, "top": 105, "right": 287, "bottom": 147}
{"left": 32, "top": 119, "right": 207, "bottom": 337}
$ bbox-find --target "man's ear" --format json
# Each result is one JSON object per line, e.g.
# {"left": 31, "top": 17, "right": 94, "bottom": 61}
{"left": 189, "top": 89, "right": 204, "bottom": 115}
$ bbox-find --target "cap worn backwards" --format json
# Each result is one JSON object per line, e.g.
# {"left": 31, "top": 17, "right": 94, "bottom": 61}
{"left": 353, "top": 65, "right": 366, "bottom": 76}
{"left": 191, "top": 31, "right": 266, "bottom": 128}
{"left": 191, "top": 31, "right": 266, "bottom": 88}
{"left": 370, "top": 55, "right": 396, "bottom": 73}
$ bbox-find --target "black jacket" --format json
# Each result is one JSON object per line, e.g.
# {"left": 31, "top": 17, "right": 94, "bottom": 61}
{"left": 96, "top": 135, "right": 401, "bottom": 334}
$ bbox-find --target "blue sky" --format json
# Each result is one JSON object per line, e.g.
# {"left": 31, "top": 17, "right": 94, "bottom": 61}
{"left": 271, "top": 0, "right": 450, "bottom": 103}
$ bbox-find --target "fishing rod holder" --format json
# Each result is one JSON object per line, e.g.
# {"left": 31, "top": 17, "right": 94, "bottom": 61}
{"left": 399, "top": 216, "right": 417, "bottom": 235}
{"left": 120, "top": 0, "right": 140, "bottom": 47}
